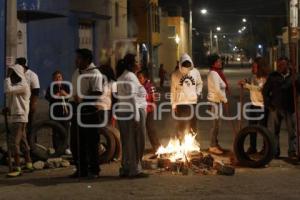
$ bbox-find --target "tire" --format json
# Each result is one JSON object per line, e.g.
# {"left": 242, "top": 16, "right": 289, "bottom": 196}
{"left": 234, "top": 125, "right": 275, "bottom": 168}
{"left": 99, "top": 127, "right": 116, "bottom": 164}
{"left": 30, "top": 120, "right": 68, "bottom": 160}
{"left": 107, "top": 126, "right": 122, "bottom": 160}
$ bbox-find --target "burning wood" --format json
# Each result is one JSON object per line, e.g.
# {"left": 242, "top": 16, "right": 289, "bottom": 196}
{"left": 156, "top": 132, "right": 200, "bottom": 163}
{"left": 143, "top": 131, "right": 235, "bottom": 176}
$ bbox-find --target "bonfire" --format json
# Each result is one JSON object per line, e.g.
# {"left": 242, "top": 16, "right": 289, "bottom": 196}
{"left": 155, "top": 130, "right": 200, "bottom": 163}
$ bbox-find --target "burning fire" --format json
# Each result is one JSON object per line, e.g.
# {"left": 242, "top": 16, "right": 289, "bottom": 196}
{"left": 156, "top": 131, "right": 201, "bottom": 163}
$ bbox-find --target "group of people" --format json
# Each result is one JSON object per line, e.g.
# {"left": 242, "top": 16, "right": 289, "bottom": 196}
{"left": 3, "top": 48, "right": 299, "bottom": 178}
{"left": 239, "top": 56, "right": 298, "bottom": 159}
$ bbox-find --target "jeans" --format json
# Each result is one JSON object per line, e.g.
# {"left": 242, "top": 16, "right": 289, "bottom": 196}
{"left": 117, "top": 109, "right": 146, "bottom": 176}
{"left": 146, "top": 111, "right": 161, "bottom": 151}
{"left": 209, "top": 103, "right": 222, "bottom": 147}
{"left": 70, "top": 105, "right": 103, "bottom": 175}
{"left": 269, "top": 109, "right": 297, "bottom": 155}
{"left": 247, "top": 105, "right": 268, "bottom": 150}
{"left": 175, "top": 104, "right": 197, "bottom": 140}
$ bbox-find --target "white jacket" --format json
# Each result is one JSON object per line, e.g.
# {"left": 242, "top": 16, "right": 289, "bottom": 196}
{"left": 117, "top": 70, "right": 145, "bottom": 121}
{"left": 171, "top": 53, "right": 203, "bottom": 109}
{"left": 207, "top": 70, "right": 227, "bottom": 103}
{"left": 4, "top": 64, "right": 31, "bottom": 123}
{"left": 245, "top": 75, "right": 266, "bottom": 107}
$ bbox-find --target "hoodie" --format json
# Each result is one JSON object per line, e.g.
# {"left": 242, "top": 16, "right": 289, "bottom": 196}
{"left": 4, "top": 64, "right": 31, "bottom": 123}
{"left": 171, "top": 54, "right": 203, "bottom": 109}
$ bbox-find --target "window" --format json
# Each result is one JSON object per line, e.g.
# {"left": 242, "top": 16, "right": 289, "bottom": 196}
{"left": 167, "top": 26, "right": 176, "bottom": 38}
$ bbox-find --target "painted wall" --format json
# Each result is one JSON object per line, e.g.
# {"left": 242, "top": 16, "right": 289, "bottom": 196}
{"left": 1, "top": 0, "right": 113, "bottom": 104}
{"left": 158, "top": 16, "right": 190, "bottom": 74}
{"left": 27, "top": 16, "right": 78, "bottom": 96}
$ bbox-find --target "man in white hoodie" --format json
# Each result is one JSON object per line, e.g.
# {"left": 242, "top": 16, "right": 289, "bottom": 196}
{"left": 4, "top": 64, "right": 33, "bottom": 177}
{"left": 171, "top": 53, "right": 203, "bottom": 138}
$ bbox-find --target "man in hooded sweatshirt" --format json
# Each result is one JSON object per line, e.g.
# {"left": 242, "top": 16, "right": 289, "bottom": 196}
{"left": 171, "top": 53, "right": 203, "bottom": 139}
{"left": 4, "top": 64, "right": 33, "bottom": 177}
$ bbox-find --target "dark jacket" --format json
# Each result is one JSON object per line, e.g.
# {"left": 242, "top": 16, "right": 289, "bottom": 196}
{"left": 45, "top": 83, "right": 70, "bottom": 119}
{"left": 262, "top": 71, "right": 300, "bottom": 113}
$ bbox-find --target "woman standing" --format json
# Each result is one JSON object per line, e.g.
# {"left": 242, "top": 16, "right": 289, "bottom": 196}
{"left": 116, "top": 54, "right": 148, "bottom": 178}
{"left": 45, "top": 71, "right": 71, "bottom": 155}
{"left": 207, "top": 54, "right": 228, "bottom": 155}
{"left": 238, "top": 57, "right": 269, "bottom": 154}
{"left": 98, "top": 64, "right": 117, "bottom": 124}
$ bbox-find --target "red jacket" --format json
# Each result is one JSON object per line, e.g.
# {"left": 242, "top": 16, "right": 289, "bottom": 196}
{"left": 143, "top": 79, "right": 156, "bottom": 113}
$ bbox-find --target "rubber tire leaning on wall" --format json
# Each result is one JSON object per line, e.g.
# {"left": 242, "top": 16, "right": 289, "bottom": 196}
{"left": 234, "top": 125, "right": 275, "bottom": 168}
{"left": 29, "top": 120, "right": 68, "bottom": 161}
{"left": 106, "top": 126, "right": 121, "bottom": 160}
{"left": 99, "top": 127, "right": 116, "bottom": 164}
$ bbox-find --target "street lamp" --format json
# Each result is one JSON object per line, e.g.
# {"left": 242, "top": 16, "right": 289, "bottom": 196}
{"left": 200, "top": 8, "right": 208, "bottom": 15}
{"left": 175, "top": 34, "right": 181, "bottom": 60}
{"left": 216, "top": 26, "right": 221, "bottom": 32}
{"left": 242, "top": 18, "right": 247, "bottom": 23}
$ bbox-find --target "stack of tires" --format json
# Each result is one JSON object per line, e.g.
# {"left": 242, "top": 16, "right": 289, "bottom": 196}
{"left": 29, "top": 120, "right": 121, "bottom": 163}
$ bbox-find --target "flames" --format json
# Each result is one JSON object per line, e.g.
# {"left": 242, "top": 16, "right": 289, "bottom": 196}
{"left": 156, "top": 131, "right": 201, "bottom": 163}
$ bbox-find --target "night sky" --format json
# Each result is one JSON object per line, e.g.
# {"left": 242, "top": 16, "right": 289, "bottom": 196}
{"left": 159, "top": 0, "right": 288, "bottom": 62}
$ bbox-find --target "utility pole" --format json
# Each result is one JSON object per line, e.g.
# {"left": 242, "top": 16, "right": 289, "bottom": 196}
{"left": 5, "top": 0, "right": 17, "bottom": 67}
{"left": 189, "top": 0, "right": 192, "bottom": 57}
{"left": 288, "top": 0, "right": 300, "bottom": 159}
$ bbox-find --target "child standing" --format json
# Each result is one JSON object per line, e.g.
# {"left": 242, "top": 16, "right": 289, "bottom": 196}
{"left": 45, "top": 71, "right": 71, "bottom": 155}
{"left": 137, "top": 70, "right": 161, "bottom": 151}
{"left": 4, "top": 64, "right": 33, "bottom": 177}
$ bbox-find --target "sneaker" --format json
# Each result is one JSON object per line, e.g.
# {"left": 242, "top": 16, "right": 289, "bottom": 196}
{"left": 25, "top": 162, "right": 34, "bottom": 172}
{"left": 65, "top": 149, "right": 72, "bottom": 155}
{"left": 208, "top": 147, "right": 224, "bottom": 155}
{"left": 7, "top": 167, "right": 22, "bottom": 178}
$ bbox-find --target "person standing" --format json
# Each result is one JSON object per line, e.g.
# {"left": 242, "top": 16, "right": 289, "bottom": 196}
{"left": 137, "top": 70, "right": 161, "bottom": 151}
{"left": 45, "top": 70, "right": 71, "bottom": 155}
{"left": 4, "top": 64, "right": 33, "bottom": 177}
{"left": 263, "top": 57, "right": 298, "bottom": 159}
{"left": 15, "top": 58, "right": 40, "bottom": 140}
{"left": 207, "top": 54, "right": 228, "bottom": 155}
{"left": 116, "top": 54, "right": 148, "bottom": 178}
{"left": 98, "top": 64, "right": 117, "bottom": 124}
{"left": 171, "top": 53, "right": 203, "bottom": 139}
{"left": 238, "top": 57, "right": 269, "bottom": 154}
{"left": 159, "top": 64, "right": 167, "bottom": 88}
{"left": 70, "top": 49, "right": 104, "bottom": 178}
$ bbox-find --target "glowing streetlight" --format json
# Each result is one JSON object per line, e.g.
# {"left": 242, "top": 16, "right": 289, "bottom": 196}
{"left": 216, "top": 26, "right": 221, "bottom": 31}
{"left": 238, "top": 29, "right": 242, "bottom": 34}
{"left": 175, "top": 34, "right": 181, "bottom": 44}
{"left": 223, "top": 35, "right": 226, "bottom": 39}
{"left": 214, "top": 35, "right": 218, "bottom": 39}
{"left": 175, "top": 34, "right": 181, "bottom": 59}
{"left": 200, "top": 9, "right": 208, "bottom": 15}
{"left": 242, "top": 18, "right": 247, "bottom": 23}
{"left": 258, "top": 44, "right": 263, "bottom": 49}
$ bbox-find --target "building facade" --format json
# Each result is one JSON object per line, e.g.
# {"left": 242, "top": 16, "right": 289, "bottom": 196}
{"left": 0, "top": 0, "right": 127, "bottom": 106}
